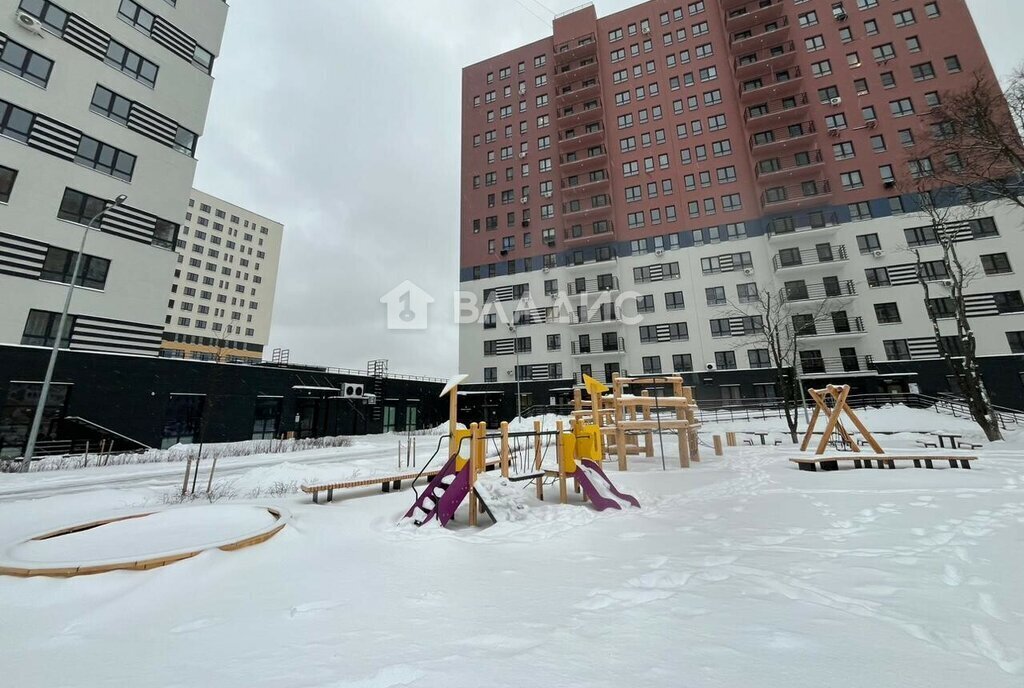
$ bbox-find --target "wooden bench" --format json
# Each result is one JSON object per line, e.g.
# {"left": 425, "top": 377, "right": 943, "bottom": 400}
{"left": 915, "top": 440, "right": 939, "bottom": 449}
{"left": 958, "top": 442, "right": 983, "bottom": 450}
{"left": 790, "top": 455, "right": 977, "bottom": 472}
{"left": 301, "top": 460, "right": 500, "bottom": 503}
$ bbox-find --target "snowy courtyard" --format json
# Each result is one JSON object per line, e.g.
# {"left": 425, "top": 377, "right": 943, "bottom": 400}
{"left": 0, "top": 407, "right": 1022, "bottom": 687}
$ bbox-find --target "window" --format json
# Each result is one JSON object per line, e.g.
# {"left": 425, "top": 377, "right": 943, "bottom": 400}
{"left": 1007, "top": 332, "right": 1024, "bottom": 354}
{"left": 798, "top": 11, "right": 819, "bottom": 27}
{"left": 833, "top": 141, "right": 855, "bottom": 160}
{"left": 642, "top": 356, "right": 663, "bottom": 374}
{"left": 737, "top": 283, "right": 757, "bottom": 303}
{"left": 748, "top": 349, "right": 771, "bottom": 369}
{"left": 890, "top": 98, "right": 915, "bottom": 118}
{"left": 840, "top": 170, "right": 864, "bottom": 190}
{"left": 944, "top": 55, "right": 962, "bottom": 73}
{"left": 0, "top": 100, "right": 34, "bottom": 143}
{"left": 925, "top": 2, "right": 940, "bottom": 19}
{"left": 547, "top": 334, "right": 561, "bottom": 351}
{"left": 706, "top": 286, "right": 726, "bottom": 306}
{"left": 0, "top": 37, "right": 53, "bottom": 87}
{"left": 636, "top": 294, "right": 655, "bottom": 314}
{"left": 848, "top": 202, "right": 872, "bottom": 221}
{"left": 911, "top": 62, "right": 935, "bottom": 81}
{"left": 21, "top": 309, "right": 74, "bottom": 348}
{"left": 40, "top": 246, "right": 110, "bottom": 289}
{"left": 75, "top": 135, "right": 136, "bottom": 181}
{"left": 812, "top": 59, "right": 833, "bottom": 77}
{"left": 714, "top": 351, "right": 737, "bottom": 370}
{"left": 665, "top": 291, "right": 685, "bottom": 310}
{"left": 805, "top": 35, "right": 825, "bottom": 52}
{"left": 104, "top": 40, "right": 159, "bottom": 88}
{"left": 872, "top": 43, "right": 896, "bottom": 62}
{"left": 857, "top": 233, "right": 881, "bottom": 254}
{"left": 89, "top": 85, "right": 132, "bottom": 125}
{"left": 0, "top": 165, "right": 16, "bottom": 203}
{"left": 981, "top": 253, "right": 1012, "bottom": 275}
{"left": 874, "top": 302, "right": 901, "bottom": 324}
{"left": 57, "top": 188, "right": 108, "bottom": 225}
{"left": 994, "top": 291, "right": 1024, "bottom": 314}
{"left": 865, "top": 267, "right": 890, "bottom": 287}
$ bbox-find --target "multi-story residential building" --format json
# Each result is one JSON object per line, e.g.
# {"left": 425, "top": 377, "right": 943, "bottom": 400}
{"left": 0, "top": 0, "right": 227, "bottom": 356}
{"left": 459, "top": 0, "right": 1024, "bottom": 405}
{"left": 160, "top": 188, "right": 283, "bottom": 362}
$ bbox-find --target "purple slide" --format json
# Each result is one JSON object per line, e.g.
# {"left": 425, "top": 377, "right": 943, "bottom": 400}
{"left": 404, "top": 457, "right": 472, "bottom": 527}
{"left": 574, "top": 459, "right": 640, "bottom": 511}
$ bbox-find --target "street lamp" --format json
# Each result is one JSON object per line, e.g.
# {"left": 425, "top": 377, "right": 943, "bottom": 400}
{"left": 508, "top": 323, "right": 522, "bottom": 418}
{"left": 19, "top": 195, "right": 128, "bottom": 472}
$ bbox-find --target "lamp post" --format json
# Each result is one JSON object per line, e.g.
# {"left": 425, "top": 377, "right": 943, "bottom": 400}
{"left": 508, "top": 323, "right": 522, "bottom": 418}
{"left": 787, "top": 322, "right": 810, "bottom": 423}
{"left": 19, "top": 195, "right": 128, "bottom": 472}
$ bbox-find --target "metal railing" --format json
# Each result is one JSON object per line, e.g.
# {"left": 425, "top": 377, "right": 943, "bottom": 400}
{"left": 773, "top": 244, "right": 848, "bottom": 271}
{"left": 571, "top": 337, "right": 626, "bottom": 355}
{"left": 782, "top": 280, "right": 857, "bottom": 302}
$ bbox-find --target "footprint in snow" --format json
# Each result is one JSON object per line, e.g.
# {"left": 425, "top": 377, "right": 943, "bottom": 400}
{"left": 289, "top": 600, "right": 343, "bottom": 617}
{"left": 170, "top": 618, "right": 221, "bottom": 634}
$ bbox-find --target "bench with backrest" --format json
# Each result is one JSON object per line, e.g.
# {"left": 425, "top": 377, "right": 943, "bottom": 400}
{"left": 301, "top": 460, "right": 500, "bottom": 504}
{"left": 790, "top": 455, "right": 977, "bottom": 472}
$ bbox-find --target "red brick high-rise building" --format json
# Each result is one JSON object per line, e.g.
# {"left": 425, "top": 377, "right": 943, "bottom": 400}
{"left": 458, "top": 0, "right": 1024, "bottom": 406}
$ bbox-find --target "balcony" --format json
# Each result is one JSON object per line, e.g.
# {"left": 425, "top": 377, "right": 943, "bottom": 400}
{"left": 567, "top": 276, "right": 620, "bottom": 296}
{"left": 563, "top": 221, "right": 614, "bottom": 243}
{"left": 773, "top": 244, "right": 849, "bottom": 272}
{"left": 755, "top": 149, "right": 825, "bottom": 182}
{"left": 560, "top": 175, "right": 611, "bottom": 197}
{"left": 796, "top": 316, "right": 867, "bottom": 338}
{"left": 558, "top": 151, "right": 607, "bottom": 174}
{"left": 730, "top": 17, "right": 790, "bottom": 53}
{"left": 571, "top": 337, "right": 626, "bottom": 356}
{"left": 798, "top": 354, "right": 876, "bottom": 377}
{"left": 555, "top": 58, "right": 600, "bottom": 85}
{"left": 739, "top": 67, "right": 804, "bottom": 103}
{"left": 749, "top": 121, "right": 818, "bottom": 154}
{"left": 562, "top": 200, "right": 613, "bottom": 221}
{"left": 781, "top": 280, "right": 857, "bottom": 303}
{"left": 765, "top": 212, "right": 841, "bottom": 238}
{"left": 744, "top": 93, "right": 810, "bottom": 125}
{"left": 568, "top": 308, "right": 621, "bottom": 326}
{"left": 557, "top": 102, "right": 603, "bottom": 128}
{"left": 734, "top": 41, "right": 798, "bottom": 77}
{"left": 554, "top": 34, "right": 598, "bottom": 64}
{"left": 725, "top": 1, "right": 785, "bottom": 32}
{"left": 760, "top": 180, "right": 832, "bottom": 210}
{"left": 565, "top": 252, "right": 618, "bottom": 270}
{"left": 558, "top": 128, "right": 605, "bottom": 150}
{"left": 556, "top": 81, "right": 602, "bottom": 108}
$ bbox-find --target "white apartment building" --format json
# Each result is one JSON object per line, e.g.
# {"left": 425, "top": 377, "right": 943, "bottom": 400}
{"left": 161, "top": 188, "right": 283, "bottom": 362}
{"left": 0, "top": 0, "right": 227, "bottom": 356}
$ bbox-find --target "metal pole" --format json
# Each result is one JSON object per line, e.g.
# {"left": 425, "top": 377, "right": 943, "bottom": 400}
{"left": 789, "top": 323, "right": 810, "bottom": 423}
{"left": 19, "top": 195, "right": 127, "bottom": 472}
{"left": 509, "top": 324, "right": 522, "bottom": 418}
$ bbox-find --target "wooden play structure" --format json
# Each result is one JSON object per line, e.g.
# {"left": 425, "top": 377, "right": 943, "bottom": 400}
{"left": 790, "top": 384, "right": 978, "bottom": 471}
{"left": 572, "top": 373, "right": 702, "bottom": 470}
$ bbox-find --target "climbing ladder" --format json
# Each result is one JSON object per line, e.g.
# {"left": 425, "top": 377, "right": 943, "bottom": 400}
{"left": 367, "top": 359, "right": 388, "bottom": 425}
{"left": 403, "top": 456, "right": 495, "bottom": 527}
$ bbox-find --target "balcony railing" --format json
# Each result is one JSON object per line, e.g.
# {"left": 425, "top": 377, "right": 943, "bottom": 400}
{"left": 796, "top": 316, "right": 867, "bottom": 338}
{"left": 568, "top": 310, "right": 621, "bottom": 326}
{"left": 558, "top": 128, "right": 605, "bottom": 150}
{"left": 798, "top": 354, "right": 875, "bottom": 376}
{"left": 562, "top": 201, "right": 613, "bottom": 220}
{"left": 567, "top": 276, "right": 619, "bottom": 296}
{"left": 766, "top": 212, "right": 841, "bottom": 237}
{"left": 761, "top": 180, "right": 832, "bottom": 209}
{"left": 558, "top": 151, "right": 607, "bottom": 174}
{"left": 781, "top": 280, "right": 857, "bottom": 302}
{"left": 754, "top": 148, "right": 823, "bottom": 180}
{"left": 739, "top": 67, "right": 804, "bottom": 102}
{"left": 556, "top": 81, "right": 601, "bottom": 107}
{"left": 571, "top": 337, "right": 626, "bottom": 356}
{"left": 749, "top": 121, "right": 817, "bottom": 153}
{"left": 734, "top": 41, "right": 798, "bottom": 76}
{"left": 563, "top": 221, "right": 614, "bottom": 242}
{"left": 730, "top": 17, "right": 790, "bottom": 52}
{"left": 557, "top": 102, "right": 603, "bottom": 128}
{"left": 773, "top": 245, "right": 849, "bottom": 271}
{"left": 555, "top": 58, "right": 599, "bottom": 84}
{"left": 745, "top": 93, "right": 810, "bottom": 124}
{"left": 554, "top": 34, "right": 598, "bottom": 63}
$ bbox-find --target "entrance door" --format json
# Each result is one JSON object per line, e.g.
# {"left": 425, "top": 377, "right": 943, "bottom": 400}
{"left": 383, "top": 406, "right": 396, "bottom": 432}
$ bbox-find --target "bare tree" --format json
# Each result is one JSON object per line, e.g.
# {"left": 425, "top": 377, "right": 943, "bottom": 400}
{"left": 922, "top": 68, "right": 1024, "bottom": 214}
{"left": 726, "top": 285, "right": 846, "bottom": 443}
{"left": 903, "top": 185, "right": 1004, "bottom": 441}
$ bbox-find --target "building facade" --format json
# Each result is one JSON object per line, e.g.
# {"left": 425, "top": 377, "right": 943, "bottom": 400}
{"left": 0, "top": 0, "right": 227, "bottom": 357}
{"left": 459, "top": 0, "right": 1024, "bottom": 404}
{"left": 161, "top": 188, "right": 284, "bottom": 362}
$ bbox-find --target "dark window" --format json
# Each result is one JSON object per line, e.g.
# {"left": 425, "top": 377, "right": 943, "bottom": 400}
{"left": 884, "top": 339, "right": 911, "bottom": 360}
{"left": 0, "top": 381, "right": 70, "bottom": 457}
{"left": 0, "top": 100, "right": 34, "bottom": 143}
{"left": 800, "top": 350, "right": 826, "bottom": 374}
{"left": 252, "top": 398, "right": 281, "bottom": 440}
{"left": 57, "top": 188, "right": 108, "bottom": 225}
{"left": 118, "top": 0, "right": 155, "bottom": 34}
{"left": 748, "top": 349, "right": 771, "bottom": 369}
{"left": 173, "top": 126, "right": 198, "bottom": 156}
{"left": 75, "top": 135, "right": 136, "bottom": 181}
{"left": 642, "top": 355, "right": 662, "bottom": 374}
{"left": 981, "top": 253, "right": 1012, "bottom": 275}
{"left": 874, "top": 302, "right": 901, "bottom": 324}
{"left": 104, "top": 40, "right": 159, "bottom": 88}
{"left": 0, "top": 164, "right": 16, "bottom": 203}
{"left": 672, "top": 353, "right": 693, "bottom": 372}
{"left": 865, "top": 267, "right": 890, "bottom": 287}
{"left": 714, "top": 350, "right": 737, "bottom": 370}
{"left": 0, "top": 37, "right": 54, "bottom": 87}
{"left": 161, "top": 394, "right": 204, "bottom": 449}
{"left": 18, "top": 0, "right": 68, "bottom": 35}
{"left": 994, "top": 291, "right": 1024, "bottom": 314}
{"left": 1007, "top": 331, "right": 1024, "bottom": 354}
{"left": 152, "top": 218, "right": 179, "bottom": 250}
{"left": 40, "top": 246, "right": 111, "bottom": 289}
{"left": 21, "top": 308, "right": 74, "bottom": 347}
{"left": 90, "top": 85, "right": 132, "bottom": 125}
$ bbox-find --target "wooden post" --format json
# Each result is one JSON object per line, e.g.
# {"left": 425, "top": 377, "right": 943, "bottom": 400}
{"left": 500, "top": 421, "right": 510, "bottom": 478}
{"left": 683, "top": 385, "right": 700, "bottom": 462}
{"left": 713, "top": 434, "right": 724, "bottom": 456}
{"left": 641, "top": 390, "right": 655, "bottom": 457}
{"left": 448, "top": 384, "right": 459, "bottom": 460}
{"left": 468, "top": 422, "right": 480, "bottom": 527}
{"left": 613, "top": 374, "right": 628, "bottom": 471}
{"left": 398, "top": 442, "right": 402, "bottom": 470}
{"left": 556, "top": 420, "right": 568, "bottom": 505}
{"left": 533, "top": 420, "right": 544, "bottom": 500}
{"left": 181, "top": 456, "right": 192, "bottom": 497}
{"left": 726, "top": 431, "right": 737, "bottom": 447}
{"left": 83, "top": 441, "right": 90, "bottom": 468}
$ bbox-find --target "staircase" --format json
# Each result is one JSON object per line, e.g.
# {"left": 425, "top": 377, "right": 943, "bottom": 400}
{"left": 404, "top": 456, "right": 471, "bottom": 527}
{"left": 367, "top": 359, "right": 387, "bottom": 426}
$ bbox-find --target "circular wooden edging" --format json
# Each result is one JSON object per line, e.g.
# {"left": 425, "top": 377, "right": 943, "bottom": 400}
{"left": 0, "top": 505, "right": 290, "bottom": 578}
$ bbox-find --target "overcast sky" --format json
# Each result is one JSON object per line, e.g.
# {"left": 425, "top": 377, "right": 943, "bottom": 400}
{"left": 193, "top": 0, "right": 1023, "bottom": 377}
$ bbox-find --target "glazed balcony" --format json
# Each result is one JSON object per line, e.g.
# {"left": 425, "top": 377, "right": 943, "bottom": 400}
{"left": 744, "top": 93, "right": 810, "bottom": 125}
{"left": 556, "top": 81, "right": 602, "bottom": 108}
{"left": 739, "top": 68, "right": 804, "bottom": 104}
{"left": 725, "top": 1, "right": 785, "bottom": 33}
{"left": 755, "top": 149, "right": 825, "bottom": 182}
{"left": 749, "top": 121, "right": 818, "bottom": 154}
{"left": 761, "top": 180, "right": 832, "bottom": 210}
{"left": 781, "top": 280, "right": 857, "bottom": 303}
{"left": 557, "top": 102, "right": 603, "bottom": 128}
{"left": 555, "top": 59, "right": 600, "bottom": 85}
{"left": 558, "top": 151, "right": 607, "bottom": 175}
{"left": 730, "top": 17, "right": 790, "bottom": 53}
{"left": 554, "top": 34, "right": 598, "bottom": 64}
{"left": 571, "top": 337, "right": 626, "bottom": 356}
{"left": 734, "top": 41, "right": 798, "bottom": 78}
{"left": 772, "top": 244, "right": 849, "bottom": 272}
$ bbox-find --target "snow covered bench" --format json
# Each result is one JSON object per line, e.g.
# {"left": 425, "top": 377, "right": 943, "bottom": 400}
{"left": 301, "top": 460, "right": 501, "bottom": 504}
{"left": 790, "top": 455, "right": 977, "bottom": 472}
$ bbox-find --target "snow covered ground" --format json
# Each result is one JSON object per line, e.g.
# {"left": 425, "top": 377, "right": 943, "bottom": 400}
{"left": 0, "top": 408, "right": 1022, "bottom": 687}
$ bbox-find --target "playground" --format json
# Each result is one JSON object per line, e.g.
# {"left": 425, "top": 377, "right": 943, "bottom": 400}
{"left": 0, "top": 392, "right": 1021, "bottom": 686}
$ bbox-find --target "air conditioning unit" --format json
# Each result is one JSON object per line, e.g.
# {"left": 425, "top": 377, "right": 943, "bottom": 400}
{"left": 522, "top": 219, "right": 530, "bottom": 227}
{"left": 15, "top": 10, "right": 44, "bottom": 35}
{"left": 541, "top": 191, "right": 553, "bottom": 198}
{"left": 865, "top": 119, "right": 878, "bottom": 129}
{"left": 519, "top": 152, "right": 527, "bottom": 159}
{"left": 519, "top": 85, "right": 526, "bottom": 95}
{"left": 342, "top": 382, "right": 364, "bottom": 398}
{"left": 829, "top": 97, "right": 843, "bottom": 106}
{"left": 500, "top": 249, "right": 508, "bottom": 256}
{"left": 883, "top": 179, "right": 896, "bottom": 189}
{"left": 542, "top": 266, "right": 550, "bottom": 273}
{"left": 832, "top": 6, "right": 848, "bottom": 22}
{"left": 641, "top": 26, "right": 651, "bottom": 34}
{"left": 827, "top": 128, "right": 841, "bottom": 137}
{"left": 655, "top": 248, "right": 665, "bottom": 256}
{"left": 940, "top": 278, "right": 955, "bottom": 288}
{"left": 705, "top": 363, "right": 716, "bottom": 371}
{"left": 872, "top": 249, "right": 885, "bottom": 258}
{"left": 521, "top": 196, "right": 529, "bottom": 204}
{"left": 743, "top": 267, "right": 755, "bottom": 276}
